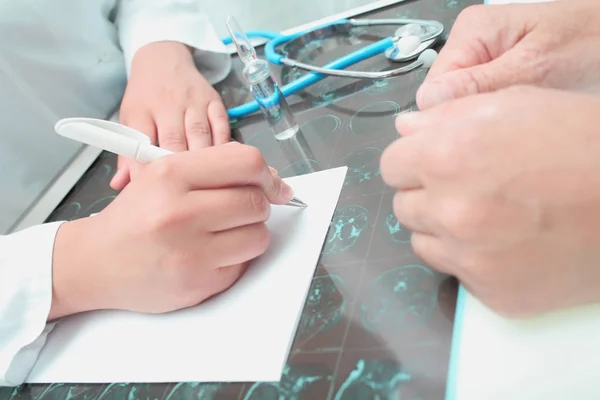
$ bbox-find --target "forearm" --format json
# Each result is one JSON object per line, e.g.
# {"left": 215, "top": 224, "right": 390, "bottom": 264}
{"left": 48, "top": 218, "right": 106, "bottom": 320}
{"left": 129, "top": 41, "right": 195, "bottom": 77}
{"left": 0, "top": 223, "right": 63, "bottom": 385}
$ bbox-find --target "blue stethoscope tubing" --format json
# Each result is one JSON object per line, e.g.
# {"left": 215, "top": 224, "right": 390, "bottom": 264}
{"left": 221, "top": 19, "right": 394, "bottom": 120}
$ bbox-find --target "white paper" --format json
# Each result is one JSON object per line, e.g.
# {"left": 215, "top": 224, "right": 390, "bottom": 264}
{"left": 26, "top": 166, "right": 348, "bottom": 384}
{"left": 451, "top": 290, "right": 600, "bottom": 400}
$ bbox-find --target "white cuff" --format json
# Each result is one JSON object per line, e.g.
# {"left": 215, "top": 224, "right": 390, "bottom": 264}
{"left": 116, "top": 0, "right": 232, "bottom": 84}
{"left": 0, "top": 221, "right": 65, "bottom": 386}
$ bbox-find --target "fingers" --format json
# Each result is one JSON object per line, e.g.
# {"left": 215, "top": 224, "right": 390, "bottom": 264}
{"left": 417, "top": 5, "right": 539, "bottom": 109}
{"left": 152, "top": 143, "right": 293, "bottom": 204}
{"left": 203, "top": 263, "right": 249, "bottom": 301}
{"left": 394, "top": 107, "right": 456, "bottom": 137}
{"left": 396, "top": 90, "right": 502, "bottom": 137}
{"left": 417, "top": 50, "right": 528, "bottom": 109}
{"left": 423, "top": 6, "right": 514, "bottom": 81}
{"left": 380, "top": 134, "right": 424, "bottom": 190}
{"left": 394, "top": 111, "right": 432, "bottom": 137}
{"left": 217, "top": 262, "right": 248, "bottom": 288}
{"left": 410, "top": 233, "right": 453, "bottom": 275}
{"left": 110, "top": 156, "right": 131, "bottom": 191}
{"left": 188, "top": 186, "right": 271, "bottom": 232}
{"left": 112, "top": 157, "right": 145, "bottom": 190}
{"left": 185, "top": 107, "right": 212, "bottom": 149}
{"left": 113, "top": 113, "right": 157, "bottom": 190}
{"left": 393, "top": 190, "right": 435, "bottom": 234}
{"left": 425, "top": 24, "right": 489, "bottom": 81}
{"left": 210, "top": 222, "right": 270, "bottom": 267}
{"left": 155, "top": 112, "right": 187, "bottom": 151}
{"left": 207, "top": 101, "right": 231, "bottom": 146}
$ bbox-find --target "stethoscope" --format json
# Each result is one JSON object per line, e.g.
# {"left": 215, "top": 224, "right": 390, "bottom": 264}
{"left": 221, "top": 18, "right": 444, "bottom": 119}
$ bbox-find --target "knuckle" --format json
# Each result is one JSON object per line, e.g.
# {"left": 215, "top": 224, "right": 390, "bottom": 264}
{"left": 391, "top": 192, "right": 406, "bottom": 221}
{"left": 215, "top": 264, "right": 248, "bottom": 295}
{"left": 159, "top": 130, "right": 186, "bottom": 148}
{"left": 517, "top": 47, "right": 553, "bottom": 83}
{"left": 410, "top": 233, "right": 427, "bottom": 260}
{"left": 209, "top": 105, "right": 229, "bottom": 121}
{"left": 460, "top": 67, "right": 491, "bottom": 94}
{"left": 231, "top": 263, "right": 247, "bottom": 281}
{"left": 187, "top": 121, "right": 211, "bottom": 136}
{"left": 379, "top": 144, "right": 397, "bottom": 185}
{"left": 149, "top": 156, "right": 178, "bottom": 180}
{"left": 456, "top": 5, "right": 486, "bottom": 24}
{"left": 213, "top": 112, "right": 229, "bottom": 123}
{"left": 438, "top": 199, "right": 489, "bottom": 240}
{"left": 229, "top": 263, "right": 248, "bottom": 284}
{"left": 421, "top": 137, "right": 463, "bottom": 180}
{"left": 148, "top": 206, "right": 188, "bottom": 233}
{"left": 253, "top": 224, "right": 271, "bottom": 254}
{"left": 454, "top": 252, "right": 485, "bottom": 276}
{"left": 226, "top": 140, "right": 243, "bottom": 150}
{"left": 240, "top": 145, "right": 266, "bottom": 173}
{"left": 247, "top": 188, "right": 271, "bottom": 220}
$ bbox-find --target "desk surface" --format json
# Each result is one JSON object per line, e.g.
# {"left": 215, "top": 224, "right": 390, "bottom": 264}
{"left": 0, "top": 0, "right": 479, "bottom": 398}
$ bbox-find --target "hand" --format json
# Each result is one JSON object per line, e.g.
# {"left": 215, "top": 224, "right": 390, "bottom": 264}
{"left": 49, "top": 143, "right": 293, "bottom": 320}
{"left": 417, "top": 0, "right": 600, "bottom": 109}
{"left": 111, "top": 41, "right": 231, "bottom": 190}
{"left": 380, "top": 86, "right": 600, "bottom": 318}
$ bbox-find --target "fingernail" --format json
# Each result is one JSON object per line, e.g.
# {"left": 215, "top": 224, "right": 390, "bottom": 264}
{"left": 280, "top": 181, "right": 294, "bottom": 202}
{"left": 111, "top": 169, "right": 124, "bottom": 183}
{"left": 395, "top": 111, "right": 426, "bottom": 136}
{"left": 269, "top": 167, "right": 279, "bottom": 176}
{"left": 396, "top": 111, "right": 423, "bottom": 124}
{"left": 417, "top": 81, "right": 452, "bottom": 109}
{"left": 109, "top": 169, "right": 125, "bottom": 190}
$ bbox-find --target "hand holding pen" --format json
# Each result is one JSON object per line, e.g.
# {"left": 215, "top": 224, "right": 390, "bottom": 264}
{"left": 54, "top": 118, "right": 306, "bottom": 207}
{"left": 50, "top": 141, "right": 298, "bottom": 319}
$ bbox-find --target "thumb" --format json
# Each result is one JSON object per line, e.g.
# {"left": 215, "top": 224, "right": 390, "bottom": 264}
{"left": 416, "top": 52, "right": 525, "bottom": 110}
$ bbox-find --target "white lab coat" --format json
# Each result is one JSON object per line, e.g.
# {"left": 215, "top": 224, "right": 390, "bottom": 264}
{"left": 0, "top": 0, "right": 231, "bottom": 387}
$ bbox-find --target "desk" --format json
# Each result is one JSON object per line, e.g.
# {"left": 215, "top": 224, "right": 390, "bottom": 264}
{"left": 0, "top": 0, "right": 479, "bottom": 398}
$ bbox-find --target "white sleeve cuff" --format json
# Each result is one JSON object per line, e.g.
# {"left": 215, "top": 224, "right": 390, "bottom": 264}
{"left": 115, "top": 0, "right": 232, "bottom": 84}
{"left": 0, "top": 221, "right": 65, "bottom": 386}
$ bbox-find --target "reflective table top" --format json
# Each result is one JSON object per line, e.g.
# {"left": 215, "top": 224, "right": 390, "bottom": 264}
{"left": 0, "top": 0, "right": 480, "bottom": 398}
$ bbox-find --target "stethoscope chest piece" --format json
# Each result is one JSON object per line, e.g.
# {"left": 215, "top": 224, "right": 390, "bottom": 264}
{"left": 384, "top": 23, "right": 441, "bottom": 62}
{"left": 384, "top": 37, "right": 437, "bottom": 62}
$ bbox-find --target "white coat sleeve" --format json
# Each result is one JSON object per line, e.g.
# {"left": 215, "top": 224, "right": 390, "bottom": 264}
{"left": 0, "top": 222, "right": 65, "bottom": 387}
{"left": 115, "top": 0, "right": 232, "bottom": 84}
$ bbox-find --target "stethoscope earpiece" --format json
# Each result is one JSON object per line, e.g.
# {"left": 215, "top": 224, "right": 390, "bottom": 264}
{"left": 417, "top": 48, "right": 438, "bottom": 69}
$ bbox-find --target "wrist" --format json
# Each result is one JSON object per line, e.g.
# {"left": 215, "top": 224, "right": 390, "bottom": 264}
{"left": 131, "top": 41, "right": 194, "bottom": 71}
{"left": 48, "top": 218, "right": 106, "bottom": 320}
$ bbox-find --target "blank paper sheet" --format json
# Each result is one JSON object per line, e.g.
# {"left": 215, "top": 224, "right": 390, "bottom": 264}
{"left": 26, "top": 166, "right": 348, "bottom": 384}
{"left": 447, "top": 288, "right": 600, "bottom": 400}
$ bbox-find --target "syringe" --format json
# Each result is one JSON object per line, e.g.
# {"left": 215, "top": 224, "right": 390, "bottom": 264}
{"left": 226, "top": 16, "right": 299, "bottom": 140}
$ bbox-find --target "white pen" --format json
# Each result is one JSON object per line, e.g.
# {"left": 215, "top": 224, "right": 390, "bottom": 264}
{"left": 54, "top": 117, "right": 307, "bottom": 207}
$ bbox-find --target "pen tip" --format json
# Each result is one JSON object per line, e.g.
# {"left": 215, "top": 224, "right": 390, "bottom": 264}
{"left": 290, "top": 197, "right": 308, "bottom": 208}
